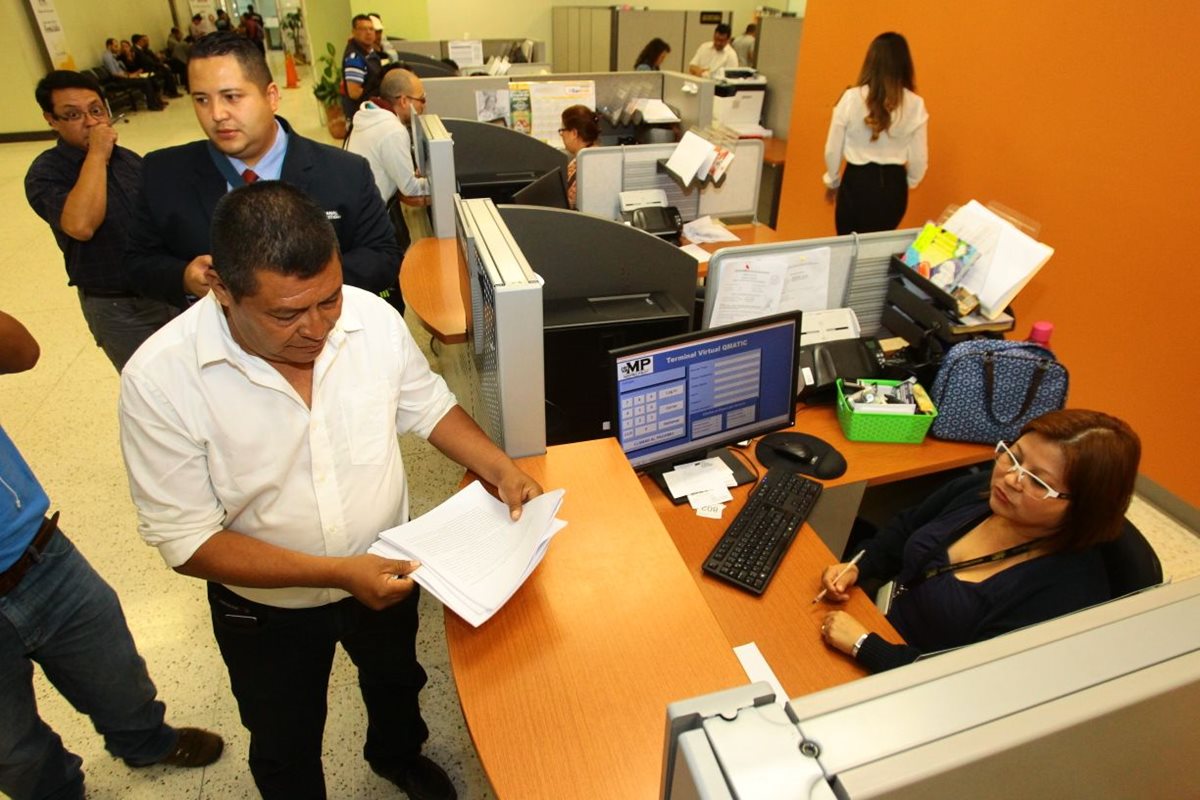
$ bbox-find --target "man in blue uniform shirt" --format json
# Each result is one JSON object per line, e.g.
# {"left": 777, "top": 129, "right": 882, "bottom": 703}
{"left": 0, "top": 310, "right": 222, "bottom": 800}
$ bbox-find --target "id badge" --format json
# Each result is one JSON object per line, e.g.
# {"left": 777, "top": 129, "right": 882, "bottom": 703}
{"left": 875, "top": 580, "right": 899, "bottom": 615}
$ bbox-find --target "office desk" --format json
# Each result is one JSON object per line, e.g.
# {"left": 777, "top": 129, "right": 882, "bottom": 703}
{"left": 402, "top": 224, "right": 786, "bottom": 345}
{"left": 444, "top": 411, "right": 992, "bottom": 798}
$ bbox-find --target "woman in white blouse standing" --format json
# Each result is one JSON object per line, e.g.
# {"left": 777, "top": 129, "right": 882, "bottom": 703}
{"left": 823, "top": 32, "right": 928, "bottom": 235}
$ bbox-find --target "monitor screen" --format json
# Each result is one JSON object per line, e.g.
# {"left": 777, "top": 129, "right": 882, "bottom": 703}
{"left": 610, "top": 312, "right": 801, "bottom": 471}
{"left": 511, "top": 167, "right": 569, "bottom": 209}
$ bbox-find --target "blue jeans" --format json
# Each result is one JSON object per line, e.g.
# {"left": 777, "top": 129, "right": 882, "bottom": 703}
{"left": 0, "top": 529, "right": 177, "bottom": 800}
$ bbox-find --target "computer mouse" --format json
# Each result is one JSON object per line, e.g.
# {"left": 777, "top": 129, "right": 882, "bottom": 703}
{"left": 812, "top": 448, "right": 848, "bottom": 480}
{"left": 773, "top": 440, "right": 817, "bottom": 465}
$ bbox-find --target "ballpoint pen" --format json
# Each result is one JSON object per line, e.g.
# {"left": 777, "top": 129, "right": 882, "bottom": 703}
{"left": 812, "top": 549, "right": 864, "bottom": 604}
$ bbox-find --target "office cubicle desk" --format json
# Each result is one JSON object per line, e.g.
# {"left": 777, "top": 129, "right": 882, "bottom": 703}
{"left": 443, "top": 411, "right": 993, "bottom": 799}
{"left": 400, "top": 223, "right": 787, "bottom": 346}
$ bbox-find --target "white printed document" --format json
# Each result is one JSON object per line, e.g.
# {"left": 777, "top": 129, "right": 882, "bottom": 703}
{"left": 370, "top": 482, "right": 567, "bottom": 627}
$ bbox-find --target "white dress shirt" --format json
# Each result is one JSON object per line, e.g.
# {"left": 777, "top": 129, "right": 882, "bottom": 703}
{"left": 823, "top": 86, "right": 929, "bottom": 189}
{"left": 119, "top": 286, "right": 456, "bottom": 609}
{"left": 690, "top": 41, "right": 740, "bottom": 76}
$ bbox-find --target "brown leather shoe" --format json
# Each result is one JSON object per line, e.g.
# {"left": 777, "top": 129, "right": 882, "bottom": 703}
{"left": 154, "top": 728, "right": 224, "bottom": 767}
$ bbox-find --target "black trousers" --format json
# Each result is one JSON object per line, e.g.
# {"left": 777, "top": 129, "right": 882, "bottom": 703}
{"left": 834, "top": 162, "right": 909, "bottom": 235}
{"left": 208, "top": 583, "right": 428, "bottom": 800}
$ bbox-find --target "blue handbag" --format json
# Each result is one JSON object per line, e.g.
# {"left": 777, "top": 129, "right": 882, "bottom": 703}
{"left": 929, "top": 340, "right": 1068, "bottom": 443}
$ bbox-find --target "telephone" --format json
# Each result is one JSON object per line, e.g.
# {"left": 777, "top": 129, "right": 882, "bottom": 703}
{"left": 796, "top": 337, "right": 886, "bottom": 402}
{"left": 619, "top": 189, "right": 683, "bottom": 244}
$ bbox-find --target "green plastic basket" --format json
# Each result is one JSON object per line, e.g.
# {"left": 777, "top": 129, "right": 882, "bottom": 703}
{"left": 836, "top": 378, "right": 938, "bottom": 444}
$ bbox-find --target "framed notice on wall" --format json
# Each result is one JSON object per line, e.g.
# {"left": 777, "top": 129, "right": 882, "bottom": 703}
{"left": 27, "top": 0, "right": 75, "bottom": 70}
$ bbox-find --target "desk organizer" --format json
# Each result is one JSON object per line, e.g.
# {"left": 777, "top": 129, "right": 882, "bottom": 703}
{"left": 836, "top": 378, "right": 937, "bottom": 444}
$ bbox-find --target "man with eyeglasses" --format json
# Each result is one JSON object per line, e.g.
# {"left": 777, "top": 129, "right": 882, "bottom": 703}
{"left": 25, "top": 71, "right": 179, "bottom": 371}
{"left": 346, "top": 67, "right": 430, "bottom": 313}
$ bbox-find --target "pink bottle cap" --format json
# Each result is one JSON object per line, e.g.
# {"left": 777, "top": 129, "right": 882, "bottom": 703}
{"left": 1029, "top": 321, "right": 1054, "bottom": 344}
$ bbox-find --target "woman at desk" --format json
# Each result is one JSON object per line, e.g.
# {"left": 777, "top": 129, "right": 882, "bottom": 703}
{"left": 560, "top": 105, "right": 600, "bottom": 209}
{"left": 818, "top": 409, "right": 1142, "bottom": 673}
{"left": 822, "top": 32, "right": 928, "bottom": 235}
{"left": 634, "top": 38, "right": 672, "bottom": 71}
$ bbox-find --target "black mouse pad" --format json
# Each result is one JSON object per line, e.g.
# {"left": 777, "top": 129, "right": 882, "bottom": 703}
{"left": 755, "top": 432, "right": 847, "bottom": 479}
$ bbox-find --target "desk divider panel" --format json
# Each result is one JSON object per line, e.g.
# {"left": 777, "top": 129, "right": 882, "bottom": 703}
{"left": 576, "top": 139, "right": 763, "bottom": 223}
{"left": 703, "top": 229, "right": 920, "bottom": 335}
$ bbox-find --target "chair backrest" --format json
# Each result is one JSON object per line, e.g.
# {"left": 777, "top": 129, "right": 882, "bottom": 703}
{"left": 1099, "top": 519, "right": 1163, "bottom": 598}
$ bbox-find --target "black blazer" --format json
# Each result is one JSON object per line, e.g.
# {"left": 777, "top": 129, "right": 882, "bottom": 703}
{"left": 127, "top": 116, "right": 400, "bottom": 309}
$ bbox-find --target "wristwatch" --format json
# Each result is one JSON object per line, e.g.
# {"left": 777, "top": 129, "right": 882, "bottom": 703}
{"left": 851, "top": 633, "right": 870, "bottom": 658}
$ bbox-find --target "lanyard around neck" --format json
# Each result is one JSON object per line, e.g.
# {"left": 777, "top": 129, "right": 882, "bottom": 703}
{"left": 901, "top": 539, "right": 1040, "bottom": 593}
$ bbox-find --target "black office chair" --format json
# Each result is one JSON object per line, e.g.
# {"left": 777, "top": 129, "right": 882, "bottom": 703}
{"left": 1098, "top": 519, "right": 1163, "bottom": 599}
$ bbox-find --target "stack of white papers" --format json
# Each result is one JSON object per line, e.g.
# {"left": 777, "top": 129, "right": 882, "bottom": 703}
{"left": 682, "top": 215, "right": 740, "bottom": 243}
{"left": 634, "top": 98, "right": 681, "bottom": 124}
{"left": 369, "top": 482, "right": 567, "bottom": 627}
{"left": 664, "top": 131, "right": 736, "bottom": 186}
{"left": 663, "top": 457, "right": 737, "bottom": 518}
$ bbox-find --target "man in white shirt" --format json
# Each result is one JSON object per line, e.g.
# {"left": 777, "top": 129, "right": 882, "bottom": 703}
{"left": 347, "top": 68, "right": 429, "bottom": 205}
{"left": 119, "top": 181, "right": 541, "bottom": 800}
{"left": 688, "top": 24, "right": 740, "bottom": 78}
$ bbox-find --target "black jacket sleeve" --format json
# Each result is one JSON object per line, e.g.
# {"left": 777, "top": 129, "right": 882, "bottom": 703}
{"left": 335, "top": 155, "right": 401, "bottom": 294}
{"left": 855, "top": 633, "right": 924, "bottom": 673}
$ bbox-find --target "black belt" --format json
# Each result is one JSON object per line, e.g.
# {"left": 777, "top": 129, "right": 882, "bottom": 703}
{"left": 80, "top": 287, "right": 139, "bottom": 299}
{"left": 0, "top": 512, "right": 59, "bottom": 596}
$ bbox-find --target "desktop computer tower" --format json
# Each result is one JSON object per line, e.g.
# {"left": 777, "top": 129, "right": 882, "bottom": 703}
{"left": 543, "top": 292, "right": 691, "bottom": 446}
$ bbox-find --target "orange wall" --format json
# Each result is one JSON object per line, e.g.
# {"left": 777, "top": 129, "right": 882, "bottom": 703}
{"left": 778, "top": 1, "right": 1200, "bottom": 508}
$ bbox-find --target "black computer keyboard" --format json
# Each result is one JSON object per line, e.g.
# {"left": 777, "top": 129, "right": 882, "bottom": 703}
{"left": 703, "top": 468, "right": 823, "bottom": 595}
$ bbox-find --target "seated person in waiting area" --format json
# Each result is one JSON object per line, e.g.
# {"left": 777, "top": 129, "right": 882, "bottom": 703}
{"left": 818, "top": 408, "right": 1144, "bottom": 673}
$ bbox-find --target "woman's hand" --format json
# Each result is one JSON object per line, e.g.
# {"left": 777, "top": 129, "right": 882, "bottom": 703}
{"left": 819, "top": 561, "right": 860, "bottom": 603}
{"left": 820, "top": 610, "right": 868, "bottom": 655}
{"left": 824, "top": 186, "right": 838, "bottom": 204}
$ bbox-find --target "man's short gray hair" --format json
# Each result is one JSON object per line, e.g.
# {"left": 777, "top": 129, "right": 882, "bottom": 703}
{"left": 379, "top": 68, "right": 417, "bottom": 103}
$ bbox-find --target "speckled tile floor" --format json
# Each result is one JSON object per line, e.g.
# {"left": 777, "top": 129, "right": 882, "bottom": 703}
{"left": 3, "top": 50, "right": 1198, "bottom": 800}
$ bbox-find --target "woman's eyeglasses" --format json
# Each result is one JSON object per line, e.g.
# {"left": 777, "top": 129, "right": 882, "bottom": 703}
{"left": 994, "top": 441, "right": 1070, "bottom": 500}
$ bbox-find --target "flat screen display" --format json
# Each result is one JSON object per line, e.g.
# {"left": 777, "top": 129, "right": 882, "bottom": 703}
{"left": 610, "top": 312, "right": 801, "bottom": 470}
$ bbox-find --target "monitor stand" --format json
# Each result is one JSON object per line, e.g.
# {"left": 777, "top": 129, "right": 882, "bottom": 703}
{"left": 647, "top": 446, "right": 757, "bottom": 505}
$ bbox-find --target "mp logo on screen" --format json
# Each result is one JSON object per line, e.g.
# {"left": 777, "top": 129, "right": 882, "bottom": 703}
{"left": 619, "top": 357, "right": 654, "bottom": 378}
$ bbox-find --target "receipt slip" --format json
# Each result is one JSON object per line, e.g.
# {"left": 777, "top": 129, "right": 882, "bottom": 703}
{"left": 663, "top": 457, "right": 737, "bottom": 499}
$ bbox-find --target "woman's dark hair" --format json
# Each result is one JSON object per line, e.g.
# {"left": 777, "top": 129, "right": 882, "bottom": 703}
{"left": 1018, "top": 409, "right": 1141, "bottom": 552}
{"left": 560, "top": 104, "right": 600, "bottom": 146}
{"left": 211, "top": 182, "right": 338, "bottom": 300}
{"left": 855, "top": 32, "right": 915, "bottom": 141}
{"left": 634, "top": 38, "right": 671, "bottom": 70}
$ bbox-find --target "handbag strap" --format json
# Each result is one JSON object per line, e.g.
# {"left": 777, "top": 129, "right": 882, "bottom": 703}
{"left": 982, "top": 352, "right": 1052, "bottom": 424}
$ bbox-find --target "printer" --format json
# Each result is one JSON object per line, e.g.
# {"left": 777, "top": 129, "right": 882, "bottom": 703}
{"left": 712, "top": 68, "right": 770, "bottom": 138}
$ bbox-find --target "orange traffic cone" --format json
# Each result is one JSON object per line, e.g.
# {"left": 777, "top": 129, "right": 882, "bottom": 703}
{"left": 285, "top": 53, "right": 299, "bottom": 89}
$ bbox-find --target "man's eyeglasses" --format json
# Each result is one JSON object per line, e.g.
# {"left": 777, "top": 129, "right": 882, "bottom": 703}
{"left": 404, "top": 95, "right": 426, "bottom": 105}
{"left": 52, "top": 106, "right": 109, "bottom": 123}
{"left": 994, "top": 441, "right": 1070, "bottom": 501}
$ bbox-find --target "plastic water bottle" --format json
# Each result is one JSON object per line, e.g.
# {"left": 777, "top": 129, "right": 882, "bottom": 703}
{"left": 1027, "top": 321, "right": 1053, "bottom": 349}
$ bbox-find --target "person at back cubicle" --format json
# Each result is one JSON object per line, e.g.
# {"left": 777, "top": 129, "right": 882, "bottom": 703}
{"left": 634, "top": 38, "right": 671, "bottom": 71}
{"left": 822, "top": 32, "right": 928, "bottom": 236}
{"left": 817, "top": 409, "right": 1149, "bottom": 673}
{"left": 559, "top": 105, "right": 599, "bottom": 209}
{"left": 688, "top": 24, "right": 739, "bottom": 78}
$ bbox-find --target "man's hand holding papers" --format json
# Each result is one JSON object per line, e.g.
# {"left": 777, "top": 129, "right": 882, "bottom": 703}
{"left": 370, "top": 482, "right": 567, "bottom": 627}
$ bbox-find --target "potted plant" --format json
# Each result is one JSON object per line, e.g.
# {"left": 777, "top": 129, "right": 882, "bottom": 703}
{"left": 313, "top": 42, "right": 347, "bottom": 139}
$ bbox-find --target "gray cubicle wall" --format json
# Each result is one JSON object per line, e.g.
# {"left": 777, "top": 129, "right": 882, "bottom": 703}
{"left": 393, "top": 39, "right": 548, "bottom": 64}
{"left": 424, "top": 72, "right": 716, "bottom": 133}
{"left": 755, "top": 16, "right": 804, "bottom": 137}
{"left": 554, "top": 8, "right": 732, "bottom": 73}
{"left": 575, "top": 139, "right": 763, "bottom": 224}
{"left": 551, "top": 7, "right": 612, "bottom": 72}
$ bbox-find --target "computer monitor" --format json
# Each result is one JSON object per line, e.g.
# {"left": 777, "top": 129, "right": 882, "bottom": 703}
{"left": 609, "top": 311, "right": 801, "bottom": 482}
{"left": 511, "top": 167, "right": 569, "bottom": 209}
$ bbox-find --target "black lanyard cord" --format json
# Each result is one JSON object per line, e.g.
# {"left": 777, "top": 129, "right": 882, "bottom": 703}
{"left": 899, "top": 539, "right": 1040, "bottom": 594}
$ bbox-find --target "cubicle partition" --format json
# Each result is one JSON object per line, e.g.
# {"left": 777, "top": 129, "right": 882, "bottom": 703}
{"left": 424, "top": 71, "right": 716, "bottom": 135}
{"left": 552, "top": 7, "right": 733, "bottom": 73}
{"left": 755, "top": 16, "right": 805, "bottom": 138}
{"left": 390, "top": 38, "right": 548, "bottom": 65}
{"left": 575, "top": 138, "right": 763, "bottom": 223}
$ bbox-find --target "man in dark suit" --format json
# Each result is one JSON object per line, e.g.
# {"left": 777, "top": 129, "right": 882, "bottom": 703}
{"left": 129, "top": 33, "right": 182, "bottom": 98}
{"left": 127, "top": 32, "right": 402, "bottom": 312}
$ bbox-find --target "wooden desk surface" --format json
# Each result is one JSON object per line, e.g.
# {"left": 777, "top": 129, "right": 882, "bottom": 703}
{"left": 761, "top": 137, "right": 788, "bottom": 166}
{"left": 444, "top": 439, "right": 746, "bottom": 800}
{"left": 643, "top": 407, "right": 992, "bottom": 698}
{"left": 403, "top": 224, "right": 791, "bottom": 344}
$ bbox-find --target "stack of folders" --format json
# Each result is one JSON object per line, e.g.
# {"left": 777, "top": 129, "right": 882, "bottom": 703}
{"left": 369, "top": 482, "right": 567, "bottom": 627}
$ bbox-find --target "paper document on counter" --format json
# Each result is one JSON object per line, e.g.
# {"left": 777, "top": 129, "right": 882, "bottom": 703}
{"left": 370, "top": 482, "right": 567, "bottom": 627}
